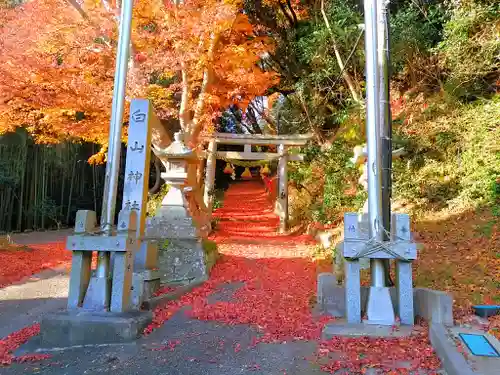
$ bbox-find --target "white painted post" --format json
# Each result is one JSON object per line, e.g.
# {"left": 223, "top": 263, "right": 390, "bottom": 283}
{"left": 203, "top": 139, "right": 217, "bottom": 214}
{"left": 278, "top": 144, "right": 288, "bottom": 233}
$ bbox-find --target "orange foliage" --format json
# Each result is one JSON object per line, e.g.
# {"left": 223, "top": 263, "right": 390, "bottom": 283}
{"left": 0, "top": 0, "right": 116, "bottom": 144}
{"left": 0, "top": 0, "right": 278, "bottom": 147}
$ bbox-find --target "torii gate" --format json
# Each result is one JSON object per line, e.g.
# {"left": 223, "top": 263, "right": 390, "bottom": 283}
{"left": 201, "top": 133, "right": 313, "bottom": 233}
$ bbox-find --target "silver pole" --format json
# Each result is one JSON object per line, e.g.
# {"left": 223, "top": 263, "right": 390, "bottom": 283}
{"left": 364, "top": 0, "right": 385, "bottom": 288}
{"left": 378, "top": 0, "right": 393, "bottom": 286}
{"left": 98, "top": 0, "right": 134, "bottom": 278}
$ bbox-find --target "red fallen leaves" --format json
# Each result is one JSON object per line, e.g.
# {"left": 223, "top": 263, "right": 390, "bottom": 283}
{"left": 150, "top": 340, "right": 181, "bottom": 351}
{"left": 0, "top": 242, "right": 71, "bottom": 288}
{"left": 318, "top": 330, "right": 441, "bottom": 374}
{"left": 413, "top": 209, "right": 499, "bottom": 323}
{"left": 0, "top": 324, "right": 50, "bottom": 366}
{"left": 185, "top": 257, "right": 333, "bottom": 342}
{"left": 488, "top": 315, "right": 500, "bottom": 340}
{"left": 145, "top": 181, "right": 327, "bottom": 341}
{"left": 13, "top": 354, "right": 51, "bottom": 363}
{"left": 152, "top": 286, "right": 177, "bottom": 297}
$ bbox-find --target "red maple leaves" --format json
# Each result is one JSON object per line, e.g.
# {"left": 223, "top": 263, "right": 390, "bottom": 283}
{"left": 0, "top": 242, "right": 71, "bottom": 289}
{"left": 0, "top": 324, "right": 50, "bottom": 366}
{"left": 0, "top": 181, "right": 446, "bottom": 372}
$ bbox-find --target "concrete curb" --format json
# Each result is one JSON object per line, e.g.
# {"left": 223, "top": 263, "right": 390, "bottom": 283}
{"left": 429, "top": 323, "right": 476, "bottom": 375}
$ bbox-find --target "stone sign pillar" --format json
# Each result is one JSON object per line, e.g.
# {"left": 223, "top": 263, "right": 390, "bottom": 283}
{"left": 40, "top": 99, "right": 164, "bottom": 348}
{"left": 123, "top": 99, "right": 161, "bottom": 309}
{"left": 147, "top": 132, "right": 214, "bottom": 285}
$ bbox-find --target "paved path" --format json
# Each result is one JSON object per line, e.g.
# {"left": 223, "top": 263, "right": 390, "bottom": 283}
{"left": 9, "top": 230, "right": 73, "bottom": 246}
{"left": 0, "top": 231, "right": 71, "bottom": 339}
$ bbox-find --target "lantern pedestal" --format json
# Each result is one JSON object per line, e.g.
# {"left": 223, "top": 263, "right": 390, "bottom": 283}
{"left": 147, "top": 132, "right": 217, "bottom": 285}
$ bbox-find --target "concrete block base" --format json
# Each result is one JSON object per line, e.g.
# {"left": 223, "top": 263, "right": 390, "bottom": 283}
{"left": 364, "top": 286, "right": 396, "bottom": 325}
{"left": 322, "top": 319, "right": 414, "bottom": 340}
{"left": 317, "top": 273, "right": 453, "bottom": 325}
{"left": 131, "top": 270, "right": 161, "bottom": 310}
{"left": 82, "top": 276, "right": 110, "bottom": 311}
{"left": 40, "top": 310, "right": 152, "bottom": 348}
{"left": 414, "top": 288, "right": 453, "bottom": 326}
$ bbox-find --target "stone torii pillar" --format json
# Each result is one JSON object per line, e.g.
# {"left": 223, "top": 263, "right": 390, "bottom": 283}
{"left": 277, "top": 144, "right": 289, "bottom": 233}
{"left": 203, "top": 139, "right": 217, "bottom": 214}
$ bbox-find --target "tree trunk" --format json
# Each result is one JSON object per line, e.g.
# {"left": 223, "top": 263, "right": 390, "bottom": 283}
{"left": 179, "top": 65, "right": 191, "bottom": 131}
{"left": 320, "top": 0, "right": 362, "bottom": 105}
{"left": 188, "top": 32, "right": 220, "bottom": 146}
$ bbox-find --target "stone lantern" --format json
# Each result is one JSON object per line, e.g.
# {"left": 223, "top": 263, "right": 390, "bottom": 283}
{"left": 145, "top": 131, "right": 213, "bottom": 285}
{"left": 156, "top": 131, "right": 196, "bottom": 219}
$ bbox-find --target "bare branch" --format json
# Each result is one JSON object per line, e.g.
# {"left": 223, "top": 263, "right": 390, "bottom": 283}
{"left": 65, "top": 0, "right": 90, "bottom": 20}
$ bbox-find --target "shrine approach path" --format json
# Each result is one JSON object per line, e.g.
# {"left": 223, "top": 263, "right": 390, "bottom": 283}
{"left": 1, "top": 180, "right": 443, "bottom": 375}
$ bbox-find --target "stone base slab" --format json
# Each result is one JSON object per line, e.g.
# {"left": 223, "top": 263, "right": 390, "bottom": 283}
{"left": 322, "top": 320, "right": 414, "bottom": 340}
{"left": 40, "top": 310, "right": 152, "bottom": 348}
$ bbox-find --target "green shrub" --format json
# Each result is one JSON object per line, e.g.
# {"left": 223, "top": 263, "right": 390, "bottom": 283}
{"left": 391, "top": 3, "right": 447, "bottom": 73}
{"left": 437, "top": 2, "right": 500, "bottom": 99}
{"left": 393, "top": 95, "right": 500, "bottom": 211}
{"left": 289, "top": 140, "right": 365, "bottom": 224}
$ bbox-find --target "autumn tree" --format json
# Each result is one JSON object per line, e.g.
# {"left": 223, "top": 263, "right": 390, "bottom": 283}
{"left": 0, "top": 0, "right": 123, "bottom": 146}
{"left": 132, "top": 0, "right": 278, "bottom": 147}
{"left": 0, "top": 0, "right": 278, "bottom": 150}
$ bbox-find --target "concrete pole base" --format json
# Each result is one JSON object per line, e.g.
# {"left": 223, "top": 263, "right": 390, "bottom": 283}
{"left": 82, "top": 276, "right": 111, "bottom": 311}
{"left": 364, "top": 286, "right": 396, "bottom": 325}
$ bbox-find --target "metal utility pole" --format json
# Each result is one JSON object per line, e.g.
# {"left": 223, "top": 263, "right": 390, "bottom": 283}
{"left": 363, "top": 0, "right": 395, "bottom": 325}
{"left": 377, "top": 0, "right": 393, "bottom": 286}
{"left": 93, "top": 0, "right": 134, "bottom": 306}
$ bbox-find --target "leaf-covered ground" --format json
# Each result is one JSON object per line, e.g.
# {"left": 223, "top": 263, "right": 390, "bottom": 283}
{"left": 412, "top": 209, "right": 500, "bottom": 339}
{"left": 0, "top": 242, "right": 70, "bottom": 289}
{"left": 0, "top": 180, "right": 445, "bottom": 373}
{"left": 142, "top": 180, "right": 442, "bottom": 374}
